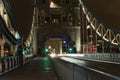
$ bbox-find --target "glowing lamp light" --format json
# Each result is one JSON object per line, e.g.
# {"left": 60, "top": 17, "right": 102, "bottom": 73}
{"left": 86, "top": 25, "right": 90, "bottom": 29}
{"left": 45, "top": 48, "right": 49, "bottom": 53}
{"left": 50, "top": 1, "right": 59, "bottom": 8}
{"left": 50, "top": 53, "right": 56, "bottom": 58}
{"left": 50, "top": 1, "right": 55, "bottom": 8}
{"left": 68, "top": 47, "right": 73, "bottom": 53}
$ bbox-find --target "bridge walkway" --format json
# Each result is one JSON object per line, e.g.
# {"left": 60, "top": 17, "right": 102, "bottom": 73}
{"left": 0, "top": 57, "right": 58, "bottom": 80}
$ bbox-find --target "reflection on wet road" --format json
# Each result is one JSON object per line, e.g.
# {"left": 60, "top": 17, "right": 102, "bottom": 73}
{"left": 1, "top": 57, "right": 58, "bottom": 80}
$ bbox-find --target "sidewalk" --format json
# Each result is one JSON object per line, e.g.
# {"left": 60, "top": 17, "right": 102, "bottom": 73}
{"left": 0, "top": 57, "right": 58, "bottom": 80}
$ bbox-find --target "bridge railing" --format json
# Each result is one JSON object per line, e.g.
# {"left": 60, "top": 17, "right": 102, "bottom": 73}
{"left": 0, "top": 56, "right": 19, "bottom": 75}
{"left": 52, "top": 57, "right": 120, "bottom": 80}
{"left": 82, "top": 53, "right": 120, "bottom": 62}
{"left": 57, "top": 53, "right": 120, "bottom": 63}
{"left": 0, "top": 54, "right": 34, "bottom": 75}
{"left": 24, "top": 54, "right": 34, "bottom": 64}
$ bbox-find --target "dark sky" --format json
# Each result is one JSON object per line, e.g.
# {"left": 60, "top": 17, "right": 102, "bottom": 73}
{"left": 84, "top": 0, "right": 120, "bottom": 30}
{"left": 9, "top": 0, "right": 33, "bottom": 41}
{"left": 9, "top": 0, "right": 120, "bottom": 40}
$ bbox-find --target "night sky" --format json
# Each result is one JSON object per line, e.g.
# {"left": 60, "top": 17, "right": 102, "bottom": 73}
{"left": 9, "top": 0, "right": 33, "bottom": 41}
{"left": 84, "top": 0, "right": 120, "bottom": 30}
{"left": 9, "top": 0, "right": 120, "bottom": 40}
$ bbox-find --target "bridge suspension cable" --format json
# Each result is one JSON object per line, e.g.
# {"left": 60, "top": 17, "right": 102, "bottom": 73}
{"left": 79, "top": 0, "right": 120, "bottom": 46}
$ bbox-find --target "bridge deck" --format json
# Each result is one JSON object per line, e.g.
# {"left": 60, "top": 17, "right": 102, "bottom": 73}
{"left": 0, "top": 57, "right": 58, "bottom": 80}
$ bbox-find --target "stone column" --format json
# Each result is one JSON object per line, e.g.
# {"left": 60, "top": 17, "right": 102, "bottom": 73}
{"left": 0, "top": 36, "right": 5, "bottom": 57}
{"left": 75, "top": 27, "right": 81, "bottom": 53}
{"left": 1, "top": 44, "right": 4, "bottom": 57}
{"left": 70, "top": 7, "right": 81, "bottom": 53}
{"left": 32, "top": 7, "right": 39, "bottom": 55}
{"left": 32, "top": 28, "right": 38, "bottom": 55}
{"left": 60, "top": 40, "right": 62, "bottom": 54}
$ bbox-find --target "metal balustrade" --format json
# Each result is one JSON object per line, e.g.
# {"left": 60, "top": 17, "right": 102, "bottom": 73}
{"left": 0, "top": 54, "right": 34, "bottom": 75}
{"left": 52, "top": 57, "right": 120, "bottom": 80}
{"left": 24, "top": 54, "right": 34, "bottom": 64}
{"left": 60, "top": 53, "right": 120, "bottom": 63}
{"left": 0, "top": 56, "right": 18, "bottom": 75}
{"left": 80, "top": 53, "right": 120, "bottom": 62}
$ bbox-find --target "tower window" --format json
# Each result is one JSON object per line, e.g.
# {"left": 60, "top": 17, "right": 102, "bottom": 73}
{"left": 42, "top": 0, "right": 46, "bottom": 4}
{"left": 52, "top": 0, "right": 60, "bottom": 3}
{"left": 66, "top": 0, "right": 69, "bottom": 4}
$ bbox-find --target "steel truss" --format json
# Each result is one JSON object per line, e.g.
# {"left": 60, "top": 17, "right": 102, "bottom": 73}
{"left": 79, "top": 0, "right": 120, "bottom": 46}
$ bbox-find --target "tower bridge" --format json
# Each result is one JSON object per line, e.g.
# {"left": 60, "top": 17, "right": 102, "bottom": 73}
{"left": 0, "top": 0, "right": 120, "bottom": 80}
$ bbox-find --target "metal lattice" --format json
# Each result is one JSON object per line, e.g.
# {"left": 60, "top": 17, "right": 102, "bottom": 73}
{"left": 79, "top": 0, "right": 120, "bottom": 46}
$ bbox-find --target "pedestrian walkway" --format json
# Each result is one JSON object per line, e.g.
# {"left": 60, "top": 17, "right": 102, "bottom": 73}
{"left": 0, "top": 57, "right": 58, "bottom": 80}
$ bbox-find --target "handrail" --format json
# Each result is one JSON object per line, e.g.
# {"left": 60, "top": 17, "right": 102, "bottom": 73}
{"left": 56, "top": 53, "right": 120, "bottom": 63}
{"left": 52, "top": 57, "right": 120, "bottom": 80}
{"left": 0, "top": 56, "right": 19, "bottom": 75}
{"left": 0, "top": 55, "right": 34, "bottom": 75}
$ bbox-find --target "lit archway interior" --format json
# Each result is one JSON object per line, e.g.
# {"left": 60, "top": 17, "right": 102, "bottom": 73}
{"left": 45, "top": 35, "right": 69, "bottom": 54}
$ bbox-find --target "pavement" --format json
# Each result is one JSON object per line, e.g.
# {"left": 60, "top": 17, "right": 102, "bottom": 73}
{"left": 0, "top": 57, "right": 58, "bottom": 80}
